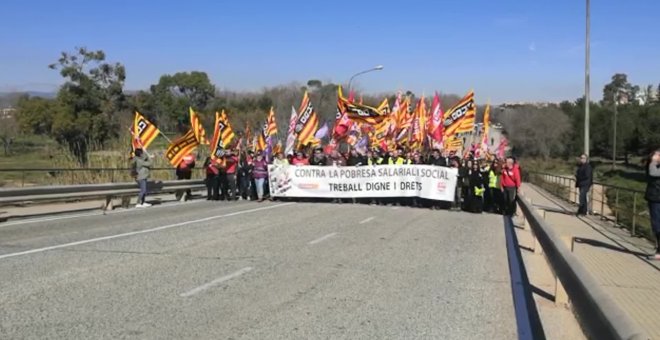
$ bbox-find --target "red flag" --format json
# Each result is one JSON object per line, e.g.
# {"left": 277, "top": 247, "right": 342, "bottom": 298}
{"left": 428, "top": 93, "right": 444, "bottom": 144}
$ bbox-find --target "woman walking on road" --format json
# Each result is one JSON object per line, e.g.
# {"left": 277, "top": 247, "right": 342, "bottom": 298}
{"left": 645, "top": 149, "right": 660, "bottom": 260}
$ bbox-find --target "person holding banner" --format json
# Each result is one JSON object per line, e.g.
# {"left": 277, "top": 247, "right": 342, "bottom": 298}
{"left": 273, "top": 152, "right": 289, "bottom": 166}
{"left": 366, "top": 150, "right": 383, "bottom": 166}
{"left": 326, "top": 150, "right": 347, "bottom": 167}
{"left": 347, "top": 149, "right": 365, "bottom": 166}
{"left": 310, "top": 148, "right": 326, "bottom": 166}
{"left": 388, "top": 148, "right": 411, "bottom": 165}
{"left": 291, "top": 151, "right": 309, "bottom": 166}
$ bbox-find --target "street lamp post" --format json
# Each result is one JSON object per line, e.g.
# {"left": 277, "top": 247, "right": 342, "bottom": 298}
{"left": 348, "top": 65, "right": 384, "bottom": 92}
{"left": 612, "top": 91, "right": 619, "bottom": 170}
{"left": 584, "top": 0, "right": 591, "bottom": 157}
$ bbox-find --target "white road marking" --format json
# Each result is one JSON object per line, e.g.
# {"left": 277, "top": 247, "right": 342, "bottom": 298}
{"left": 391, "top": 206, "right": 400, "bottom": 210}
{"left": 0, "top": 203, "right": 294, "bottom": 260}
{"left": 308, "top": 232, "right": 337, "bottom": 245}
{"left": 0, "top": 199, "right": 207, "bottom": 228}
{"left": 0, "top": 212, "right": 102, "bottom": 227}
{"left": 180, "top": 267, "right": 253, "bottom": 297}
{"left": 359, "top": 216, "right": 375, "bottom": 224}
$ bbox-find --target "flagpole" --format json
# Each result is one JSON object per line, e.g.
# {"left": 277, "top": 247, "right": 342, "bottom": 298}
{"left": 160, "top": 133, "right": 173, "bottom": 144}
{"left": 128, "top": 128, "right": 151, "bottom": 157}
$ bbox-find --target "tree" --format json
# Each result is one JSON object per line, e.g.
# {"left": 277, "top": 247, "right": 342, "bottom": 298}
{"left": 602, "top": 73, "right": 633, "bottom": 105}
{"left": 0, "top": 115, "right": 17, "bottom": 156}
{"left": 498, "top": 105, "right": 571, "bottom": 159}
{"left": 15, "top": 95, "right": 55, "bottom": 135}
{"left": 48, "top": 47, "right": 127, "bottom": 164}
{"left": 149, "top": 71, "right": 216, "bottom": 128}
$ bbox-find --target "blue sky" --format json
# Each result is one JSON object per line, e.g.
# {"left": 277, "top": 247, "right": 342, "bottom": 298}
{"left": 1, "top": 0, "right": 658, "bottom": 103}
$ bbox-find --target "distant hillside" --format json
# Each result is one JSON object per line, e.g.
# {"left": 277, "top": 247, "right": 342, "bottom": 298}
{"left": 0, "top": 91, "right": 57, "bottom": 107}
{"left": 0, "top": 91, "right": 57, "bottom": 99}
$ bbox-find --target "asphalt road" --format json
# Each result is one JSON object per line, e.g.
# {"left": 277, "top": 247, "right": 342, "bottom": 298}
{"left": 0, "top": 200, "right": 517, "bottom": 339}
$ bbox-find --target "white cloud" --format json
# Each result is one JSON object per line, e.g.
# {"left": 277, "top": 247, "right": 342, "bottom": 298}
{"left": 528, "top": 42, "right": 536, "bottom": 52}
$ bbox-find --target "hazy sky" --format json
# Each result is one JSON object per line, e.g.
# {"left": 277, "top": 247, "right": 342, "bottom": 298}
{"left": 1, "top": 0, "right": 658, "bottom": 103}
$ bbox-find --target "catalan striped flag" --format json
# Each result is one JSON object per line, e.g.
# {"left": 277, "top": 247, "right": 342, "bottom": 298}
{"left": 481, "top": 104, "right": 491, "bottom": 151}
{"left": 337, "top": 86, "right": 387, "bottom": 125}
{"left": 131, "top": 111, "right": 161, "bottom": 153}
{"left": 210, "top": 110, "right": 235, "bottom": 159}
{"left": 444, "top": 135, "right": 464, "bottom": 152}
{"left": 219, "top": 110, "right": 235, "bottom": 148}
{"left": 189, "top": 107, "right": 209, "bottom": 145}
{"left": 410, "top": 97, "right": 426, "bottom": 151}
{"left": 443, "top": 91, "right": 476, "bottom": 139}
{"left": 454, "top": 108, "right": 477, "bottom": 134}
{"left": 166, "top": 129, "right": 199, "bottom": 167}
{"left": 395, "top": 96, "right": 413, "bottom": 144}
{"left": 256, "top": 122, "right": 268, "bottom": 152}
{"left": 295, "top": 91, "right": 319, "bottom": 148}
{"left": 266, "top": 107, "right": 277, "bottom": 137}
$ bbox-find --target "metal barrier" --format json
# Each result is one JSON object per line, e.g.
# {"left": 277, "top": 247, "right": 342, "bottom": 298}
{"left": 0, "top": 179, "right": 206, "bottom": 211}
{"left": 517, "top": 195, "right": 649, "bottom": 340}
{"left": 0, "top": 167, "right": 205, "bottom": 188}
{"left": 526, "top": 171, "right": 652, "bottom": 240}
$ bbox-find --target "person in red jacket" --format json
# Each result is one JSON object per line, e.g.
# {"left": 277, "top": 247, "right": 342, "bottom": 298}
{"left": 203, "top": 156, "right": 221, "bottom": 200}
{"left": 501, "top": 156, "right": 521, "bottom": 216}
{"left": 291, "top": 151, "right": 309, "bottom": 166}
{"left": 223, "top": 150, "right": 239, "bottom": 201}
{"left": 175, "top": 153, "right": 195, "bottom": 201}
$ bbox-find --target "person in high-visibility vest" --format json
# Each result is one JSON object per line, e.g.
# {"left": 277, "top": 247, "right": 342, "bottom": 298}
{"left": 367, "top": 149, "right": 384, "bottom": 166}
{"left": 488, "top": 159, "right": 503, "bottom": 214}
{"left": 468, "top": 161, "right": 485, "bottom": 213}
{"left": 388, "top": 148, "right": 411, "bottom": 165}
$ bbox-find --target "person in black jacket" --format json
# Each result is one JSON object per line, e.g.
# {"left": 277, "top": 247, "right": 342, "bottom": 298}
{"left": 458, "top": 159, "right": 472, "bottom": 210}
{"left": 347, "top": 149, "right": 365, "bottom": 166}
{"left": 237, "top": 151, "right": 254, "bottom": 200}
{"left": 468, "top": 161, "right": 485, "bottom": 213}
{"left": 645, "top": 150, "right": 660, "bottom": 260}
{"left": 310, "top": 148, "right": 326, "bottom": 166}
{"left": 575, "top": 154, "right": 593, "bottom": 216}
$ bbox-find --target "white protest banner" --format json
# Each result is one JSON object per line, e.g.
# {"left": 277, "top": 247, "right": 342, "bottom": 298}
{"left": 268, "top": 164, "right": 458, "bottom": 201}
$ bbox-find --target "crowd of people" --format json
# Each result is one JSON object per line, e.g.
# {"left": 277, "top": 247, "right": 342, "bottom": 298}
{"left": 133, "top": 146, "right": 520, "bottom": 217}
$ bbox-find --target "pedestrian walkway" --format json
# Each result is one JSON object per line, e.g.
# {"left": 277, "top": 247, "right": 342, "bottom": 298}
{"left": 521, "top": 183, "right": 660, "bottom": 339}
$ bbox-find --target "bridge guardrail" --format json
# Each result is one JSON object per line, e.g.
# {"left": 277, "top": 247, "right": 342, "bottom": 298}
{"left": 526, "top": 171, "right": 652, "bottom": 240}
{"left": 0, "top": 179, "right": 206, "bottom": 211}
{"left": 517, "top": 195, "right": 649, "bottom": 340}
{"left": 0, "top": 167, "right": 206, "bottom": 188}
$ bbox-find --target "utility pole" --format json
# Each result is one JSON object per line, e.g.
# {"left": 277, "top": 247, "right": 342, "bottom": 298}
{"left": 612, "top": 93, "right": 618, "bottom": 170}
{"left": 584, "top": 0, "right": 591, "bottom": 157}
